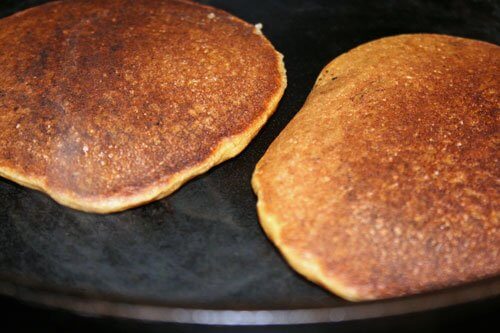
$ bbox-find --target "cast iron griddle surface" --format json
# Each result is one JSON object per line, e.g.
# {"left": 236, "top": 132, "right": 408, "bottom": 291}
{"left": 0, "top": 0, "right": 499, "bottom": 325}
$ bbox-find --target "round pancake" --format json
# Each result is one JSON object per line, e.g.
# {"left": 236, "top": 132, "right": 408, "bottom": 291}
{"left": 0, "top": 0, "right": 286, "bottom": 213}
{"left": 252, "top": 34, "right": 499, "bottom": 301}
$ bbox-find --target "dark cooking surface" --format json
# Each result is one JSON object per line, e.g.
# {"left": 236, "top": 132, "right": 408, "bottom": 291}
{"left": 0, "top": 0, "right": 499, "bottom": 325}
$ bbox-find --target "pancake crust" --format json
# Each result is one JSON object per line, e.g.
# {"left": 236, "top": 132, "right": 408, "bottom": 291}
{"left": 252, "top": 34, "right": 499, "bottom": 300}
{"left": 0, "top": 0, "right": 286, "bottom": 213}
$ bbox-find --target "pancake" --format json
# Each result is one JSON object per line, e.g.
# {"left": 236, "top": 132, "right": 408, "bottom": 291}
{"left": 252, "top": 34, "right": 499, "bottom": 300}
{"left": 0, "top": 0, "right": 286, "bottom": 213}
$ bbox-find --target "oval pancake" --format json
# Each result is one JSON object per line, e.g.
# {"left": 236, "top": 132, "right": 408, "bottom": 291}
{"left": 0, "top": 0, "right": 286, "bottom": 213}
{"left": 252, "top": 34, "right": 499, "bottom": 300}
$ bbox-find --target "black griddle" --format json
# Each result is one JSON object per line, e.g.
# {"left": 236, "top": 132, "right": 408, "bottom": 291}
{"left": 0, "top": 0, "right": 499, "bottom": 330}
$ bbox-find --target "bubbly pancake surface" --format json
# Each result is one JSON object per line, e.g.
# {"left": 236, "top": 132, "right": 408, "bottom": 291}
{"left": 0, "top": 0, "right": 286, "bottom": 213}
{"left": 252, "top": 34, "right": 499, "bottom": 301}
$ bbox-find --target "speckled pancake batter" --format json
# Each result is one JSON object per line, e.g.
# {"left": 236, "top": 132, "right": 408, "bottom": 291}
{"left": 253, "top": 34, "right": 499, "bottom": 301}
{"left": 0, "top": 0, "right": 286, "bottom": 213}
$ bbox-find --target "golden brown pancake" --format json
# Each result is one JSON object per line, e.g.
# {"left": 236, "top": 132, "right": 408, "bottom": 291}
{"left": 0, "top": 0, "right": 286, "bottom": 213}
{"left": 252, "top": 34, "right": 499, "bottom": 301}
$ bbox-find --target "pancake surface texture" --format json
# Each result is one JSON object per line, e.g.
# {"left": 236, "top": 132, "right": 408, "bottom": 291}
{"left": 252, "top": 34, "right": 499, "bottom": 300}
{"left": 0, "top": 0, "right": 286, "bottom": 213}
